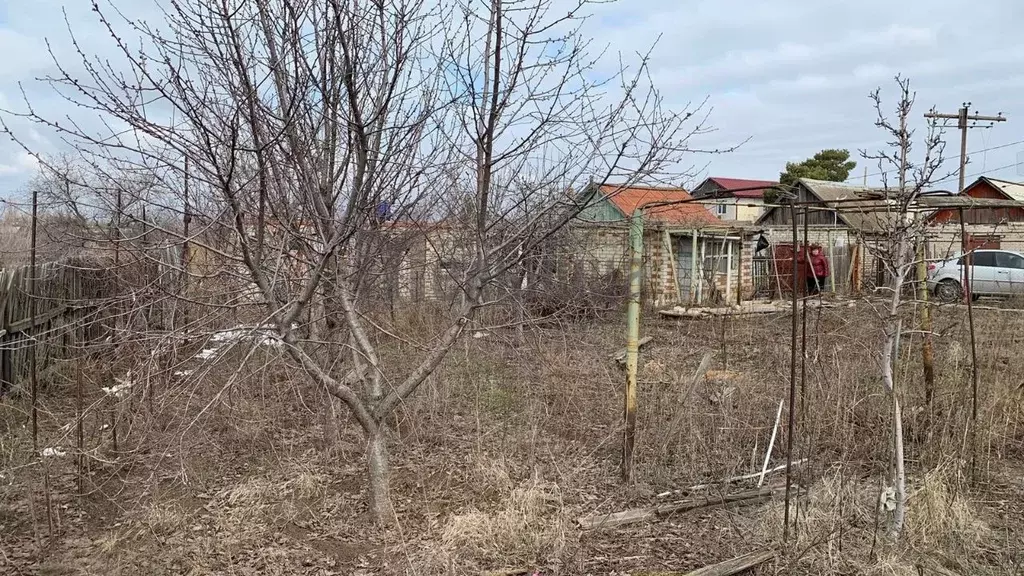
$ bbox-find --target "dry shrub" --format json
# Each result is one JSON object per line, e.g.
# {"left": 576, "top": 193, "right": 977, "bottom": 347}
{"left": 431, "top": 475, "right": 569, "bottom": 573}
{"left": 758, "top": 466, "right": 875, "bottom": 572}
{"left": 761, "top": 465, "right": 991, "bottom": 575}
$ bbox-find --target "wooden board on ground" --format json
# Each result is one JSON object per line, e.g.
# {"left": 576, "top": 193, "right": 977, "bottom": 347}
{"left": 577, "top": 485, "right": 791, "bottom": 530}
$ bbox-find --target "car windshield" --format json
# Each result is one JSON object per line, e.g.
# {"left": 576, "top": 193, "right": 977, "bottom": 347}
{"left": 953, "top": 251, "right": 1024, "bottom": 267}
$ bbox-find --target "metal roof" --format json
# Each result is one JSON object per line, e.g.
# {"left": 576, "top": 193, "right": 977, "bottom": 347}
{"left": 981, "top": 177, "right": 1024, "bottom": 203}
{"left": 795, "top": 179, "right": 894, "bottom": 233}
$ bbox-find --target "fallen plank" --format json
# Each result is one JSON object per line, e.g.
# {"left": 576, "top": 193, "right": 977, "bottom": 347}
{"left": 578, "top": 485, "right": 790, "bottom": 530}
{"left": 682, "top": 549, "right": 776, "bottom": 576}
{"left": 633, "top": 550, "right": 776, "bottom": 576}
{"left": 612, "top": 336, "right": 654, "bottom": 364}
{"left": 655, "top": 459, "right": 807, "bottom": 498}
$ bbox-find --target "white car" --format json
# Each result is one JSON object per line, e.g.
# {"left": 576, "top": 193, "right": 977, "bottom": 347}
{"left": 927, "top": 249, "right": 1024, "bottom": 302}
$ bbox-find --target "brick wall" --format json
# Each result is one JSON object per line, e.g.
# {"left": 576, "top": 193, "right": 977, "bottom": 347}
{"left": 926, "top": 222, "right": 1024, "bottom": 258}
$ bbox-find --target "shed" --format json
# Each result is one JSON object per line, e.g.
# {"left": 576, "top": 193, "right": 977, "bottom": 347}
{"left": 755, "top": 178, "right": 894, "bottom": 234}
{"left": 754, "top": 178, "right": 897, "bottom": 294}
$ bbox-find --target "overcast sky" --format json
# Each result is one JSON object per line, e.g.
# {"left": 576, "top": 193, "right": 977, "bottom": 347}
{"left": 2, "top": 0, "right": 1023, "bottom": 197}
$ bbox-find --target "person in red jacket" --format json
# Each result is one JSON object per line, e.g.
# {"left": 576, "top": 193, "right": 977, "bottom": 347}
{"left": 806, "top": 245, "right": 829, "bottom": 295}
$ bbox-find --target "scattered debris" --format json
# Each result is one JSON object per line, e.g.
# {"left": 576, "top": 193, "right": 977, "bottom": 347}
{"left": 661, "top": 299, "right": 854, "bottom": 318}
{"left": 196, "top": 326, "right": 285, "bottom": 362}
{"left": 612, "top": 336, "right": 654, "bottom": 365}
{"left": 661, "top": 302, "right": 782, "bottom": 318}
{"left": 211, "top": 327, "right": 283, "bottom": 348}
{"left": 578, "top": 485, "right": 793, "bottom": 530}
{"left": 196, "top": 348, "right": 218, "bottom": 360}
{"left": 472, "top": 331, "right": 491, "bottom": 339}
{"left": 42, "top": 447, "right": 68, "bottom": 458}
{"left": 173, "top": 369, "right": 194, "bottom": 377}
{"left": 101, "top": 372, "right": 135, "bottom": 398}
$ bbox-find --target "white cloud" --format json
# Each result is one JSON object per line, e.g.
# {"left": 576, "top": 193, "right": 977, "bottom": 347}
{"left": 0, "top": 151, "right": 38, "bottom": 177}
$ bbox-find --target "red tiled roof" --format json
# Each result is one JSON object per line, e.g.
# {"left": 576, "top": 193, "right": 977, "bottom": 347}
{"left": 599, "top": 184, "right": 721, "bottom": 225}
{"left": 707, "top": 177, "right": 778, "bottom": 199}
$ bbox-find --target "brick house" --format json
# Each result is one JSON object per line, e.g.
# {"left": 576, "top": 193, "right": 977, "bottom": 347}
{"left": 573, "top": 183, "right": 759, "bottom": 306}
{"left": 690, "top": 177, "right": 778, "bottom": 222}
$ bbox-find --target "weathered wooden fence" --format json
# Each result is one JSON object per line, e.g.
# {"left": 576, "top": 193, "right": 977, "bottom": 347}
{"left": 0, "top": 260, "right": 111, "bottom": 392}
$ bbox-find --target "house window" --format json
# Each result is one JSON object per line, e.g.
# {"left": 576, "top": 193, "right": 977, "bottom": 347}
{"left": 715, "top": 203, "right": 728, "bottom": 216}
{"left": 703, "top": 238, "right": 740, "bottom": 274}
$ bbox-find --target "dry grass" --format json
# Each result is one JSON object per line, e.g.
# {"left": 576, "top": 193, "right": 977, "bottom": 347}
{"left": 433, "top": 474, "right": 569, "bottom": 574}
{"left": 3, "top": 299, "right": 1024, "bottom": 574}
{"left": 759, "top": 463, "right": 993, "bottom": 575}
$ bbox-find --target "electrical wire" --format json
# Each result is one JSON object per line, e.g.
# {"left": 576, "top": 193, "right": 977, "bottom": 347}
{"left": 845, "top": 139, "right": 1024, "bottom": 183}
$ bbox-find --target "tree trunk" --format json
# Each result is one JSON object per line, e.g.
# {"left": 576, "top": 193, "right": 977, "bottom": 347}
{"left": 366, "top": 426, "right": 395, "bottom": 524}
{"left": 889, "top": 393, "right": 907, "bottom": 541}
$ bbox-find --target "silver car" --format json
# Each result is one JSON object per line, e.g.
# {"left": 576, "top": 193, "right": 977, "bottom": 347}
{"left": 927, "top": 249, "right": 1024, "bottom": 302}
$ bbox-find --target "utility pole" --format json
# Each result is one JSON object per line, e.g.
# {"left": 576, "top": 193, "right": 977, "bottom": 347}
{"left": 924, "top": 104, "right": 1007, "bottom": 298}
{"left": 925, "top": 103, "right": 1005, "bottom": 482}
{"left": 924, "top": 104, "right": 1007, "bottom": 193}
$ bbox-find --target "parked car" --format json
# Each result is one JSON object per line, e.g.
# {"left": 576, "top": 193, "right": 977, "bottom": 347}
{"left": 927, "top": 249, "right": 1024, "bottom": 302}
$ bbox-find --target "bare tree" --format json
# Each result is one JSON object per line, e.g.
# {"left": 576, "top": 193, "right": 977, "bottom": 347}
{"left": 860, "top": 74, "right": 948, "bottom": 541}
{"left": 2, "top": 0, "right": 708, "bottom": 522}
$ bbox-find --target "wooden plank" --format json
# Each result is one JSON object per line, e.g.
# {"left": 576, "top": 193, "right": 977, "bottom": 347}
{"left": 681, "top": 549, "right": 775, "bottom": 576}
{"left": 578, "top": 485, "right": 789, "bottom": 530}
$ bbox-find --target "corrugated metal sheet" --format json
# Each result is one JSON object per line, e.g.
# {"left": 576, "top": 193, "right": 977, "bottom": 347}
{"left": 800, "top": 179, "right": 895, "bottom": 233}
{"left": 984, "top": 177, "right": 1024, "bottom": 202}
{"left": 755, "top": 178, "right": 895, "bottom": 233}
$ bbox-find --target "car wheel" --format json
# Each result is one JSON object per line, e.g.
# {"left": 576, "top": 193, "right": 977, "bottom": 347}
{"left": 935, "top": 279, "right": 961, "bottom": 303}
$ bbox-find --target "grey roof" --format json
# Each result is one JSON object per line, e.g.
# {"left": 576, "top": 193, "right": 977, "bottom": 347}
{"left": 980, "top": 177, "right": 1024, "bottom": 202}
{"left": 796, "top": 178, "right": 896, "bottom": 233}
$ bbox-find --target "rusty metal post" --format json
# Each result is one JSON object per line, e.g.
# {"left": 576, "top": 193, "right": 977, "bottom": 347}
{"left": 784, "top": 202, "right": 799, "bottom": 543}
{"left": 916, "top": 240, "right": 936, "bottom": 424}
{"left": 958, "top": 207, "right": 980, "bottom": 478}
{"left": 30, "top": 187, "right": 39, "bottom": 454}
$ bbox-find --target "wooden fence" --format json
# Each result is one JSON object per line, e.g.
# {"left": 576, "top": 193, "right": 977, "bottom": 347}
{"left": 0, "top": 260, "right": 111, "bottom": 393}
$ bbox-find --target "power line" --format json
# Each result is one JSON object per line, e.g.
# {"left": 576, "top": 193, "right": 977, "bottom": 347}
{"left": 845, "top": 138, "right": 1024, "bottom": 183}
{"left": 933, "top": 161, "right": 1020, "bottom": 185}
